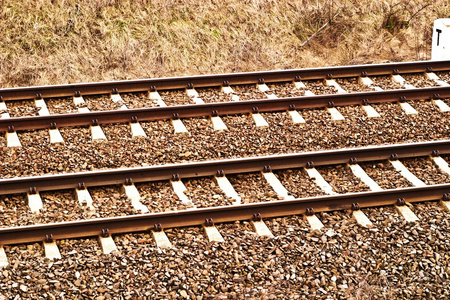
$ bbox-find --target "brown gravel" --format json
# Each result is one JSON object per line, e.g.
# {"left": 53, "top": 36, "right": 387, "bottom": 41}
{"left": 137, "top": 181, "right": 188, "bottom": 213}
{"left": 196, "top": 87, "right": 230, "bottom": 103}
{"left": 443, "top": 98, "right": 450, "bottom": 107}
{"left": 443, "top": 154, "right": 450, "bottom": 165}
{"left": 38, "top": 189, "right": 89, "bottom": 222}
{"left": 401, "top": 74, "right": 438, "bottom": 87}
{"left": 336, "top": 78, "right": 373, "bottom": 92}
{"left": 5, "top": 100, "right": 38, "bottom": 117}
{"left": 0, "top": 193, "right": 36, "bottom": 226}
{"left": 46, "top": 97, "right": 78, "bottom": 114}
{"left": 184, "top": 177, "right": 235, "bottom": 208}
{"left": 301, "top": 105, "right": 335, "bottom": 123}
{"left": 303, "top": 79, "right": 337, "bottom": 95}
{"left": 273, "top": 168, "right": 326, "bottom": 198}
{"left": 414, "top": 99, "right": 448, "bottom": 118}
{"left": 0, "top": 133, "right": 6, "bottom": 148}
{"left": 231, "top": 84, "right": 267, "bottom": 100}
{"left": 401, "top": 157, "right": 450, "bottom": 185}
{"left": 101, "top": 123, "right": 133, "bottom": 142}
{"left": 227, "top": 172, "right": 278, "bottom": 203}
{"left": 120, "top": 92, "right": 156, "bottom": 109}
{"left": 88, "top": 185, "right": 136, "bottom": 217}
{"left": 370, "top": 75, "right": 403, "bottom": 89}
{"left": 0, "top": 185, "right": 137, "bottom": 227}
{"left": 433, "top": 71, "right": 450, "bottom": 83}
{"left": 2, "top": 203, "right": 450, "bottom": 298}
{"left": 267, "top": 82, "right": 305, "bottom": 98}
{"left": 317, "top": 164, "right": 371, "bottom": 193}
{"left": 158, "top": 90, "right": 191, "bottom": 106}
{"left": 359, "top": 160, "right": 413, "bottom": 189}
{"left": 84, "top": 94, "right": 123, "bottom": 111}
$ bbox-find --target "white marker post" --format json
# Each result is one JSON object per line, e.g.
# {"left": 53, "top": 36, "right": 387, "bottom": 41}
{"left": 432, "top": 19, "right": 450, "bottom": 60}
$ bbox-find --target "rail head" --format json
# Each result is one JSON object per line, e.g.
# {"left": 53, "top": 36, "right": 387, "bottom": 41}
{"left": 1, "top": 86, "right": 450, "bottom": 133}
{"left": 0, "top": 60, "right": 449, "bottom": 100}
{"left": 1, "top": 139, "right": 449, "bottom": 195}
{"left": 0, "top": 183, "right": 449, "bottom": 245}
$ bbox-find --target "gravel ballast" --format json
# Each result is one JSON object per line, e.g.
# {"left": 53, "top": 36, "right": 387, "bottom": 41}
{"left": 1, "top": 203, "right": 449, "bottom": 298}
{"left": 2, "top": 72, "right": 450, "bottom": 298}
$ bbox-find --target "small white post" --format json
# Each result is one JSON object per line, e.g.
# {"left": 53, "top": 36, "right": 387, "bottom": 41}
{"left": 432, "top": 19, "right": 450, "bottom": 60}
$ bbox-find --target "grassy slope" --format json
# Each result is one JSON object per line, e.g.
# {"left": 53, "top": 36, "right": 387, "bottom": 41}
{"left": 0, "top": 0, "right": 449, "bottom": 87}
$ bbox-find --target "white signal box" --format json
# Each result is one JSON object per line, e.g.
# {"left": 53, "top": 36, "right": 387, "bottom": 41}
{"left": 432, "top": 19, "right": 450, "bottom": 60}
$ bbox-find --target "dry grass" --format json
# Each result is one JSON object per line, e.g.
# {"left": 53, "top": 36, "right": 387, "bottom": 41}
{"left": 0, "top": 0, "right": 449, "bottom": 87}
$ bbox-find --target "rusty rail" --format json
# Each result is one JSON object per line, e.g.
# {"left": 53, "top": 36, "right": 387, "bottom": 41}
{"left": 0, "top": 60, "right": 449, "bottom": 100}
{"left": 0, "top": 183, "right": 449, "bottom": 245}
{"left": 1, "top": 86, "right": 449, "bottom": 133}
{"left": 1, "top": 139, "right": 449, "bottom": 195}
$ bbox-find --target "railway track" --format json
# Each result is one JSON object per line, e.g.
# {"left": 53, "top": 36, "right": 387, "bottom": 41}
{"left": 2, "top": 61, "right": 450, "bottom": 298}
{"left": 1, "top": 60, "right": 449, "bottom": 100}
{"left": 1, "top": 86, "right": 450, "bottom": 134}
{"left": 0, "top": 64, "right": 450, "bottom": 181}
{"left": 1, "top": 60, "right": 450, "bottom": 146}
{"left": 1, "top": 140, "right": 450, "bottom": 255}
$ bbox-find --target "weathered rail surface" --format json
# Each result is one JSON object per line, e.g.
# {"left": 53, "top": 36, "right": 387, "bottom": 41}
{"left": 1, "top": 86, "right": 449, "bottom": 133}
{"left": 1, "top": 139, "right": 449, "bottom": 195}
{"left": 0, "top": 183, "right": 449, "bottom": 245}
{"left": 1, "top": 60, "right": 449, "bottom": 100}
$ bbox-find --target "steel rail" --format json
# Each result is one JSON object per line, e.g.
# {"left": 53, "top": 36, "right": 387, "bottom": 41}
{"left": 0, "top": 183, "right": 449, "bottom": 245}
{"left": 1, "top": 139, "right": 449, "bottom": 195}
{"left": 1, "top": 86, "right": 449, "bottom": 133}
{"left": 0, "top": 60, "right": 449, "bottom": 100}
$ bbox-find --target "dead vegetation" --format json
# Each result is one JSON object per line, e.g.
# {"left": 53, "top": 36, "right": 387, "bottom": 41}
{"left": 0, "top": 0, "right": 448, "bottom": 87}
